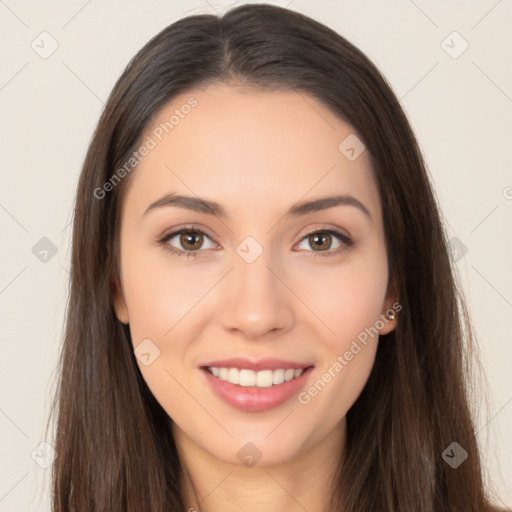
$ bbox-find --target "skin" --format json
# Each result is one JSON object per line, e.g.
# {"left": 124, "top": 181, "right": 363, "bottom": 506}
{"left": 113, "top": 83, "right": 398, "bottom": 512}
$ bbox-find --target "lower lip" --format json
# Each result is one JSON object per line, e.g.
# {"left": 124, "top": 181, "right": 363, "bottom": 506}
{"left": 200, "top": 367, "right": 314, "bottom": 412}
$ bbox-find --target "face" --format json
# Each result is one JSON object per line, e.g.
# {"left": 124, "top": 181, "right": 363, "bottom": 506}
{"left": 113, "top": 83, "right": 397, "bottom": 467}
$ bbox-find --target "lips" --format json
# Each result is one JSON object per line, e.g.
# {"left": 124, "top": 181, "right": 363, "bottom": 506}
{"left": 199, "top": 357, "right": 315, "bottom": 412}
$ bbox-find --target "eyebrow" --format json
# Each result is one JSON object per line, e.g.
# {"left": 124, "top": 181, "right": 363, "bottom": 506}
{"left": 143, "top": 193, "right": 372, "bottom": 222}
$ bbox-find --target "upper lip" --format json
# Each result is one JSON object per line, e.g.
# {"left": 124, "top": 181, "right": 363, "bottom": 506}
{"left": 200, "top": 357, "right": 314, "bottom": 371}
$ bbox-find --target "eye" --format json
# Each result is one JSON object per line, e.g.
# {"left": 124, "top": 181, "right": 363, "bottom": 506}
{"left": 295, "top": 228, "right": 353, "bottom": 258}
{"left": 158, "top": 227, "right": 215, "bottom": 258}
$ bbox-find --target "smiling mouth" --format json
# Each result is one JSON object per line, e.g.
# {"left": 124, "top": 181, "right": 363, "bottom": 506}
{"left": 203, "top": 366, "right": 313, "bottom": 388}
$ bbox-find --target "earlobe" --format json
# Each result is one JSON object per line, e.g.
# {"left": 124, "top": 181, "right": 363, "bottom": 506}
{"left": 378, "top": 309, "right": 397, "bottom": 335}
{"left": 379, "top": 279, "right": 399, "bottom": 335}
{"left": 112, "top": 276, "right": 129, "bottom": 324}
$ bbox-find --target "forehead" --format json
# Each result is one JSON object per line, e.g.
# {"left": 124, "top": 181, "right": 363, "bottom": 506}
{"left": 122, "top": 83, "right": 382, "bottom": 226}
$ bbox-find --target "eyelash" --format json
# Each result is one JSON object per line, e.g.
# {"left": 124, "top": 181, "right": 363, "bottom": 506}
{"left": 157, "top": 226, "right": 353, "bottom": 259}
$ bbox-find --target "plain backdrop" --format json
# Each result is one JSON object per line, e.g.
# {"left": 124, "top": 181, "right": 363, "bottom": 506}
{"left": 0, "top": 0, "right": 511, "bottom": 510}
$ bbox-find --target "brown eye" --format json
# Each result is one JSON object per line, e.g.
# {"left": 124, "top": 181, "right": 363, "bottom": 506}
{"left": 296, "top": 229, "right": 352, "bottom": 257}
{"left": 159, "top": 228, "right": 215, "bottom": 257}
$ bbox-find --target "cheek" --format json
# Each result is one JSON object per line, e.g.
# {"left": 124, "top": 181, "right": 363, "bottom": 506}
{"left": 120, "top": 243, "right": 215, "bottom": 344}
{"left": 295, "top": 252, "right": 389, "bottom": 349}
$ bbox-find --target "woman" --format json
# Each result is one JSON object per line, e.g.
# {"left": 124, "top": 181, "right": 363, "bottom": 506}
{"left": 47, "top": 3, "right": 508, "bottom": 511}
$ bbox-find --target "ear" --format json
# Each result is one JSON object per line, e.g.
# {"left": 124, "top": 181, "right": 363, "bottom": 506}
{"left": 111, "top": 275, "right": 129, "bottom": 324}
{"left": 378, "top": 277, "right": 400, "bottom": 335}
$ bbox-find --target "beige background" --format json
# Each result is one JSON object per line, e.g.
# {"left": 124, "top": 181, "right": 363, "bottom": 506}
{"left": 0, "top": 0, "right": 511, "bottom": 510}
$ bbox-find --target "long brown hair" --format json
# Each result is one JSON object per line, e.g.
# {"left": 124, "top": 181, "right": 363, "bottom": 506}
{"left": 46, "top": 4, "right": 507, "bottom": 511}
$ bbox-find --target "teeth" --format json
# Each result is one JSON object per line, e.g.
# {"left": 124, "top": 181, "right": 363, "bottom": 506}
{"left": 228, "top": 368, "right": 239, "bottom": 385}
{"left": 272, "top": 369, "right": 285, "bottom": 385}
{"left": 207, "top": 366, "right": 305, "bottom": 387}
{"left": 256, "top": 370, "right": 273, "bottom": 387}
{"left": 284, "top": 369, "right": 295, "bottom": 381}
{"left": 239, "top": 369, "right": 256, "bottom": 386}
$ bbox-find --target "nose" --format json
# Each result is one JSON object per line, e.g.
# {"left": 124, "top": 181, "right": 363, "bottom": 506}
{"left": 219, "top": 248, "right": 295, "bottom": 341}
